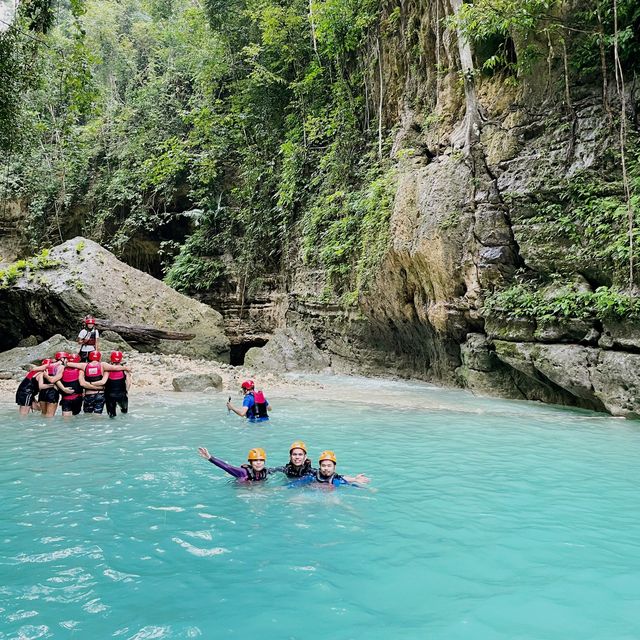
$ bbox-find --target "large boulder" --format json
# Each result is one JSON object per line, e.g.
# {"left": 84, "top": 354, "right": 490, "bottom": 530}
{"left": 0, "top": 238, "right": 230, "bottom": 361}
{"left": 172, "top": 373, "right": 223, "bottom": 392}
{"left": 244, "top": 327, "right": 330, "bottom": 373}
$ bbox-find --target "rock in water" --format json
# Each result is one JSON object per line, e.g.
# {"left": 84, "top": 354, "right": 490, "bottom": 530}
{"left": 0, "top": 237, "right": 229, "bottom": 361}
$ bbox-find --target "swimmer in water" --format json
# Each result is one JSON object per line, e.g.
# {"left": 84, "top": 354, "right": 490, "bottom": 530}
{"left": 198, "top": 446, "right": 276, "bottom": 482}
{"left": 292, "top": 451, "right": 366, "bottom": 487}
{"left": 274, "top": 441, "right": 370, "bottom": 483}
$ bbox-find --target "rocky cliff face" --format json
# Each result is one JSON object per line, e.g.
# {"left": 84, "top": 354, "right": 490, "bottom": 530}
{"left": 262, "top": 2, "right": 640, "bottom": 417}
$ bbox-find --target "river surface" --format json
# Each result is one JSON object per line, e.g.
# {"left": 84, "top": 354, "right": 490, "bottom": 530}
{"left": 1, "top": 375, "right": 639, "bottom": 639}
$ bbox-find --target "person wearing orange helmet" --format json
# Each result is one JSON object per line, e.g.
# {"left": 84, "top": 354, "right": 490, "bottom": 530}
{"left": 226, "top": 379, "right": 271, "bottom": 421}
{"left": 77, "top": 315, "right": 100, "bottom": 362}
{"left": 291, "top": 451, "right": 368, "bottom": 487}
{"left": 271, "top": 441, "right": 315, "bottom": 478}
{"left": 197, "top": 446, "right": 276, "bottom": 482}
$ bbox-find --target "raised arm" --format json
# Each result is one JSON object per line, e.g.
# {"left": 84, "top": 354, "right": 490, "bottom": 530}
{"left": 198, "top": 447, "right": 248, "bottom": 479}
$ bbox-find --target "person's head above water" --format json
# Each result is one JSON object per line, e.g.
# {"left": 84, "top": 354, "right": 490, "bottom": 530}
{"left": 289, "top": 440, "right": 307, "bottom": 466}
{"left": 318, "top": 450, "right": 337, "bottom": 477}
{"left": 247, "top": 447, "right": 266, "bottom": 471}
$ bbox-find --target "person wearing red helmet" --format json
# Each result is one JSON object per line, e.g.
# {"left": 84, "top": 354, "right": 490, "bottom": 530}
{"left": 15, "top": 359, "right": 51, "bottom": 415}
{"left": 226, "top": 379, "right": 271, "bottom": 421}
{"left": 197, "top": 446, "right": 276, "bottom": 482}
{"left": 56, "top": 353, "right": 86, "bottom": 416}
{"left": 79, "top": 351, "right": 108, "bottom": 415}
{"left": 77, "top": 315, "right": 100, "bottom": 362}
{"left": 37, "top": 352, "right": 68, "bottom": 417}
{"left": 105, "top": 351, "right": 131, "bottom": 418}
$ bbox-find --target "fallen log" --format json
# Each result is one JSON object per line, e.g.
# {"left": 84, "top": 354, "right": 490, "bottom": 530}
{"left": 95, "top": 318, "right": 195, "bottom": 344}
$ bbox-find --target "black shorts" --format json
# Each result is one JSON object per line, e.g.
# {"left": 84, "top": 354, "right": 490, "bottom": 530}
{"left": 80, "top": 351, "right": 91, "bottom": 363}
{"left": 83, "top": 392, "right": 105, "bottom": 414}
{"left": 60, "top": 395, "right": 83, "bottom": 415}
{"left": 38, "top": 387, "right": 60, "bottom": 404}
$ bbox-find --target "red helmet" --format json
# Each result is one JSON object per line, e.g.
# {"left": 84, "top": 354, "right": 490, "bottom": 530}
{"left": 54, "top": 351, "right": 69, "bottom": 361}
{"left": 84, "top": 315, "right": 96, "bottom": 325}
{"left": 88, "top": 351, "right": 102, "bottom": 361}
{"left": 110, "top": 351, "right": 123, "bottom": 363}
{"left": 67, "top": 353, "right": 81, "bottom": 363}
{"left": 241, "top": 380, "right": 255, "bottom": 390}
{"left": 41, "top": 358, "right": 52, "bottom": 365}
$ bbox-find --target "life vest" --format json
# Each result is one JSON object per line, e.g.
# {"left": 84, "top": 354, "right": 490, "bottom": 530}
{"left": 62, "top": 367, "right": 80, "bottom": 383}
{"left": 240, "top": 464, "right": 268, "bottom": 481}
{"left": 61, "top": 367, "right": 82, "bottom": 399}
{"left": 245, "top": 390, "right": 268, "bottom": 420}
{"left": 46, "top": 364, "right": 59, "bottom": 377}
{"left": 26, "top": 370, "right": 37, "bottom": 380}
{"left": 83, "top": 329, "right": 97, "bottom": 346}
{"left": 106, "top": 369, "right": 127, "bottom": 395}
{"left": 85, "top": 362, "right": 103, "bottom": 384}
{"left": 314, "top": 471, "right": 345, "bottom": 485}
{"left": 283, "top": 459, "right": 313, "bottom": 478}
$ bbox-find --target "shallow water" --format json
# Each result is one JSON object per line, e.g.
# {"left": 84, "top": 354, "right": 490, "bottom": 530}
{"left": 2, "top": 376, "right": 640, "bottom": 639}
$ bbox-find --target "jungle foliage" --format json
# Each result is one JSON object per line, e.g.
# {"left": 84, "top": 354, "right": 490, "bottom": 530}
{"left": 1, "top": 0, "right": 393, "bottom": 300}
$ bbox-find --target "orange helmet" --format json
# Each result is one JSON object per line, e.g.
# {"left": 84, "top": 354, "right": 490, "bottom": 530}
{"left": 54, "top": 351, "right": 69, "bottom": 361}
{"left": 289, "top": 440, "right": 307, "bottom": 454}
{"left": 247, "top": 448, "right": 266, "bottom": 461}
{"left": 110, "top": 351, "right": 123, "bottom": 363}
{"left": 41, "top": 358, "right": 52, "bottom": 365}
{"left": 89, "top": 351, "right": 101, "bottom": 361}
{"left": 241, "top": 380, "right": 255, "bottom": 390}
{"left": 67, "top": 353, "right": 81, "bottom": 363}
{"left": 318, "top": 450, "right": 337, "bottom": 464}
{"left": 84, "top": 315, "right": 96, "bottom": 325}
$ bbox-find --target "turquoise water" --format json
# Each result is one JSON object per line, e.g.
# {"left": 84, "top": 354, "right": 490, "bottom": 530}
{"left": 2, "top": 376, "right": 640, "bottom": 639}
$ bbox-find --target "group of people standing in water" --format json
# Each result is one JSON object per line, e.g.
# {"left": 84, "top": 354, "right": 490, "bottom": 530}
{"left": 15, "top": 315, "right": 131, "bottom": 418}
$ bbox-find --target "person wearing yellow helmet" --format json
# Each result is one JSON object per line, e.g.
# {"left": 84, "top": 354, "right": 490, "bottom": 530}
{"left": 290, "top": 450, "right": 369, "bottom": 487}
{"left": 270, "top": 440, "right": 315, "bottom": 479}
{"left": 197, "top": 446, "right": 276, "bottom": 482}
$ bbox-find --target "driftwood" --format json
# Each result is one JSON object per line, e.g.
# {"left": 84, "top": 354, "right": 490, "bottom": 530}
{"left": 95, "top": 318, "right": 195, "bottom": 344}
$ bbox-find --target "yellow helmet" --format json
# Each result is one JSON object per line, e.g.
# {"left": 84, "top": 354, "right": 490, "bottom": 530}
{"left": 289, "top": 440, "right": 307, "bottom": 454}
{"left": 318, "top": 450, "right": 337, "bottom": 464}
{"left": 247, "top": 448, "right": 266, "bottom": 461}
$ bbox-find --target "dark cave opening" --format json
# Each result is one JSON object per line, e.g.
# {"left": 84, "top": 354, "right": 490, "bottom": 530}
{"left": 230, "top": 338, "right": 268, "bottom": 366}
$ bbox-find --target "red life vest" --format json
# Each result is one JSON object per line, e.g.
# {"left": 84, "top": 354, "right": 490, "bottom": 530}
{"left": 62, "top": 367, "right": 80, "bottom": 383}
{"left": 85, "top": 362, "right": 103, "bottom": 383}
